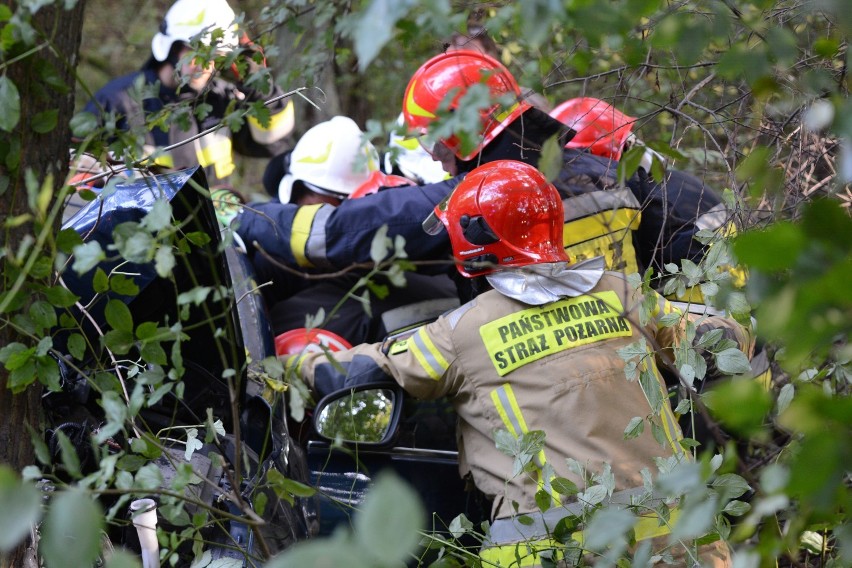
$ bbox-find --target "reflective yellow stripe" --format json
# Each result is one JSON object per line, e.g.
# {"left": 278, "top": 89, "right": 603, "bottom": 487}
{"left": 639, "top": 360, "right": 687, "bottom": 459}
{"left": 404, "top": 80, "right": 436, "bottom": 119}
{"left": 493, "top": 102, "right": 521, "bottom": 123}
{"left": 490, "top": 385, "right": 557, "bottom": 504}
{"left": 563, "top": 209, "right": 642, "bottom": 274}
{"left": 409, "top": 327, "right": 448, "bottom": 380}
{"left": 248, "top": 100, "right": 294, "bottom": 135}
{"left": 290, "top": 204, "right": 323, "bottom": 268}
{"left": 479, "top": 508, "right": 681, "bottom": 565}
{"left": 195, "top": 135, "right": 235, "bottom": 180}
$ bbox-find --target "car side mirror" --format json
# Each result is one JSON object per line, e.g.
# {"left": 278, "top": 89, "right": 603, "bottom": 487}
{"left": 312, "top": 383, "right": 403, "bottom": 446}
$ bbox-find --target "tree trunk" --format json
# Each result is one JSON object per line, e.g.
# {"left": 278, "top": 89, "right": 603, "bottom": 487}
{"left": 0, "top": 2, "right": 86, "bottom": 567}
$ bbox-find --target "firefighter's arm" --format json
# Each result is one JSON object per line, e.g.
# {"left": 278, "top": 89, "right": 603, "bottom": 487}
{"left": 288, "top": 319, "right": 458, "bottom": 402}
{"left": 651, "top": 294, "right": 754, "bottom": 384}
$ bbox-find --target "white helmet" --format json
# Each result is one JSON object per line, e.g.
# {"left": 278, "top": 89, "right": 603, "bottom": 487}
{"left": 151, "top": 0, "right": 239, "bottom": 63}
{"left": 382, "top": 113, "right": 448, "bottom": 185}
{"left": 279, "top": 116, "right": 380, "bottom": 203}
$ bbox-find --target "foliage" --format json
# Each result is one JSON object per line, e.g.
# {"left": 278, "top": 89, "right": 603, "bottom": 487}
{"left": 0, "top": 0, "right": 850, "bottom": 567}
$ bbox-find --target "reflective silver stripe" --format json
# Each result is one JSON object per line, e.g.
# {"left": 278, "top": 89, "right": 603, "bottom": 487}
{"left": 495, "top": 386, "right": 524, "bottom": 436}
{"left": 563, "top": 187, "right": 641, "bottom": 221}
{"left": 411, "top": 329, "right": 447, "bottom": 379}
{"left": 302, "top": 204, "right": 335, "bottom": 269}
{"left": 446, "top": 301, "right": 475, "bottom": 329}
{"left": 484, "top": 486, "right": 666, "bottom": 546}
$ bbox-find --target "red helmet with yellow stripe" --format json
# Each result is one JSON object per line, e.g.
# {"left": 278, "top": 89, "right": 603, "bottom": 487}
{"left": 427, "top": 160, "right": 568, "bottom": 277}
{"left": 550, "top": 97, "right": 635, "bottom": 161}
{"left": 402, "top": 50, "right": 531, "bottom": 161}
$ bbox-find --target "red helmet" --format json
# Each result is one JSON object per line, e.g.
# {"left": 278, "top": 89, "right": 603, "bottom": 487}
{"left": 549, "top": 97, "right": 635, "bottom": 161}
{"left": 428, "top": 160, "right": 568, "bottom": 278}
{"left": 274, "top": 328, "right": 353, "bottom": 357}
{"left": 348, "top": 170, "right": 414, "bottom": 200}
{"left": 402, "top": 50, "right": 532, "bottom": 161}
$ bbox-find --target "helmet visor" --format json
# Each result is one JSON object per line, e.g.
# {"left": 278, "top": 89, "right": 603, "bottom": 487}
{"left": 422, "top": 190, "right": 453, "bottom": 235}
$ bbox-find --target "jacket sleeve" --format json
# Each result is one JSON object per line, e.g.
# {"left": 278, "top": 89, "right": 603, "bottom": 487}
{"left": 648, "top": 292, "right": 754, "bottom": 385}
{"left": 292, "top": 317, "right": 460, "bottom": 401}
{"left": 627, "top": 168, "right": 725, "bottom": 270}
{"left": 235, "top": 176, "right": 461, "bottom": 272}
{"left": 230, "top": 81, "right": 296, "bottom": 158}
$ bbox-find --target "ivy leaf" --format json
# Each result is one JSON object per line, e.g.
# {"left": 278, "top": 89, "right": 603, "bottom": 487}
{"left": 71, "top": 241, "right": 106, "bottom": 274}
{"left": 44, "top": 284, "right": 80, "bottom": 308}
{"left": 154, "top": 245, "right": 176, "bottom": 278}
{"left": 141, "top": 199, "right": 173, "bottom": 232}
{"left": 184, "top": 428, "right": 203, "bottom": 460}
{"left": 0, "top": 76, "right": 20, "bottom": 132}
{"left": 104, "top": 299, "right": 133, "bottom": 333}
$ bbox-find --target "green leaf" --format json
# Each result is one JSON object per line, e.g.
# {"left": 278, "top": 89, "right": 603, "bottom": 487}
{"left": 110, "top": 273, "right": 140, "bottom": 296}
{"left": 623, "top": 416, "right": 645, "bottom": 439}
{"left": 154, "top": 245, "right": 176, "bottom": 278}
{"left": 72, "top": 241, "right": 106, "bottom": 274}
{"left": 29, "top": 300, "right": 57, "bottom": 331}
{"left": 104, "top": 549, "right": 145, "bottom": 568}
{"left": 31, "top": 109, "right": 59, "bottom": 134}
{"left": 705, "top": 379, "right": 772, "bottom": 438}
{"left": 267, "top": 468, "right": 316, "bottom": 506}
{"left": 617, "top": 144, "right": 645, "bottom": 183}
{"left": 355, "top": 471, "right": 424, "bottom": 567}
{"left": 535, "top": 489, "right": 552, "bottom": 512}
{"left": 715, "top": 348, "right": 752, "bottom": 375}
{"left": 112, "top": 222, "right": 155, "bottom": 263}
{"left": 639, "top": 368, "right": 664, "bottom": 413}
{"left": 671, "top": 496, "right": 717, "bottom": 540}
{"left": 350, "top": 0, "right": 417, "bottom": 71}
{"left": 41, "top": 488, "right": 105, "bottom": 568}
{"left": 54, "top": 430, "right": 83, "bottom": 479}
{"left": 369, "top": 224, "right": 391, "bottom": 263}
{"left": 723, "top": 500, "right": 751, "bottom": 516}
{"left": 711, "top": 473, "right": 751, "bottom": 501}
{"left": 0, "top": 76, "right": 21, "bottom": 132}
{"left": 104, "top": 299, "right": 133, "bottom": 333}
{"left": 141, "top": 199, "right": 173, "bottom": 232}
{"left": 551, "top": 477, "right": 579, "bottom": 497}
{"left": 582, "top": 508, "right": 635, "bottom": 551}
{"left": 93, "top": 268, "right": 109, "bottom": 293}
{"left": 539, "top": 135, "right": 564, "bottom": 182}
{"left": 43, "top": 285, "right": 80, "bottom": 308}
{"left": 0, "top": 466, "right": 43, "bottom": 552}
{"left": 134, "top": 463, "right": 164, "bottom": 490}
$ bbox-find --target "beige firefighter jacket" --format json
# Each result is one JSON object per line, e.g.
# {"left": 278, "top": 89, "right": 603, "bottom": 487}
{"left": 293, "top": 269, "right": 751, "bottom": 520}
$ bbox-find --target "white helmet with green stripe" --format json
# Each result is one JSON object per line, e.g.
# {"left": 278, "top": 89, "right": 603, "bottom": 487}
{"left": 278, "top": 116, "right": 380, "bottom": 203}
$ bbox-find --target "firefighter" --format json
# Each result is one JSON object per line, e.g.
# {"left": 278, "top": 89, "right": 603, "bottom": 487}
{"left": 287, "top": 160, "right": 748, "bottom": 566}
{"left": 82, "top": 0, "right": 295, "bottom": 189}
{"left": 233, "top": 50, "right": 707, "bottom": 303}
{"left": 550, "top": 96, "right": 733, "bottom": 275}
{"left": 246, "top": 116, "right": 458, "bottom": 344}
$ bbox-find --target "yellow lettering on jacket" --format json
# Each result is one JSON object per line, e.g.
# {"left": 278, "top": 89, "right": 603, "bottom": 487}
{"left": 479, "top": 291, "right": 632, "bottom": 376}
